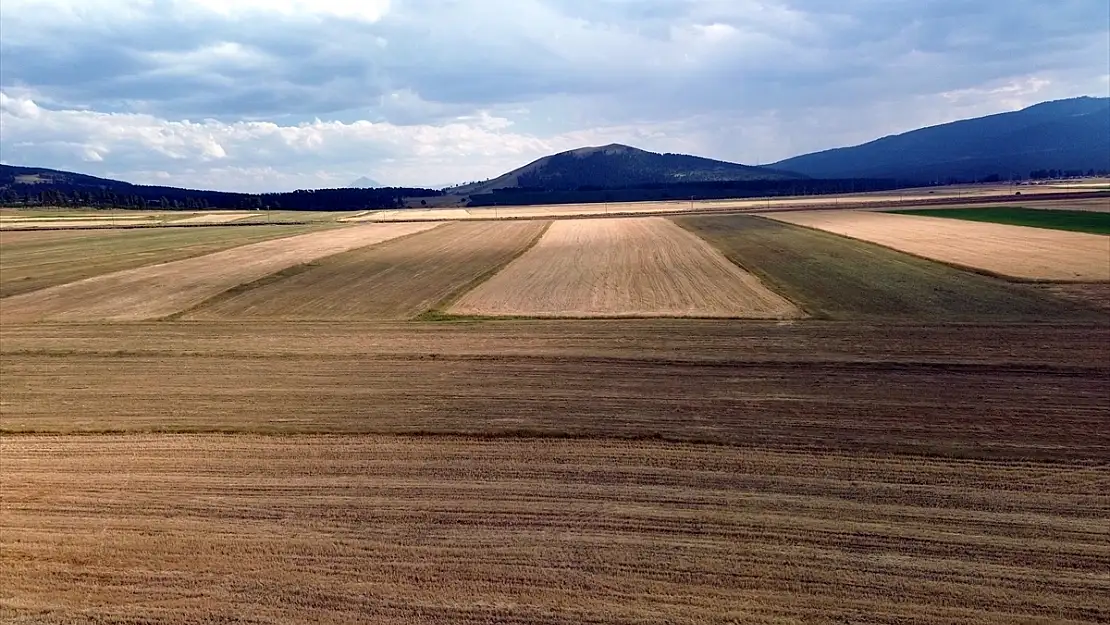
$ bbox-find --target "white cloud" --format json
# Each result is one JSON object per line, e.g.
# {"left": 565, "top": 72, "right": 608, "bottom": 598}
{"left": 0, "top": 91, "right": 649, "bottom": 190}
{"left": 1, "top": 0, "right": 1107, "bottom": 191}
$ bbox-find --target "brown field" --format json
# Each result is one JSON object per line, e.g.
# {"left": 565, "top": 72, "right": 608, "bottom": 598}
{"left": 1039, "top": 283, "right": 1110, "bottom": 312}
{"left": 449, "top": 218, "right": 800, "bottom": 318}
{"left": 765, "top": 210, "right": 1110, "bottom": 282}
{"left": 4, "top": 434, "right": 1107, "bottom": 625}
{"left": 0, "top": 224, "right": 319, "bottom": 298}
{"left": 2, "top": 321, "right": 1108, "bottom": 624}
{"left": 0, "top": 223, "right": 440, "bottom": 322}
{"left": 3, "top": 205, "right": 1109, "bottom": 623}
{"left": 185, "top": 221, "right": 548, "bottom": 320}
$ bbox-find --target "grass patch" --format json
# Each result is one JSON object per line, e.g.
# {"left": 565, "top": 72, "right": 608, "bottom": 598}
{"left": 889, "top": 206, "right": 1110, "bottom": 234}
{"left": 674, "top": 214, "right": 1104, "bottom": 322}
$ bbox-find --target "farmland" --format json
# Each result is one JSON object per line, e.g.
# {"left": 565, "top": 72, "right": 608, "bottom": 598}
{"left": 0, "top": 224, "right": 318, "bottom": 298}
{"left": 449, "top": 218, "right": 800, "bottom": 318}
{"left": 0, "top": 223, "right": 439, "bottom": 322}
{"left": 890, "top": 206, "right": 1110, "bottom": 234}
{"left": 5, "top": 432, "right": 1108, "bottom": 625}
{"left": 676, "top": 215, "right": 1103, "bottom": 321}
{"left": 765, "top": 210, "right": 1110, "bottom": 281}
{"left": 185, "top": 221, "right": 547, "bottom": 320}
{"left": 2, "top": 207, "right": 1109, "bottom": 624}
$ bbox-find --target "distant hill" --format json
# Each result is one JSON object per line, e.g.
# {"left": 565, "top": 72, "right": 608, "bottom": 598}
{"left": 349, "top": 176, "right": 382, "bottom": 189}
{"left": 0, "top": 165, "right": 441, "bottom": 210}
{"left": 449, "top": 144, "right": 803, "bottom": 195}
{"left": 773, "top": 97, "right": 1110, "bottom": 182}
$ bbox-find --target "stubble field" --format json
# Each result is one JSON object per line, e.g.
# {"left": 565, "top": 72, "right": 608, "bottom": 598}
{"left": 2, "top": 207, "right": 1109, "bottom": 624}
{"left": 0, "top": 222, "right": 439, "bottom": 322}
{"left": 449, "top": 218, "right": 801, "bottom": 318}
{"left": 185, "top": 220, "right": 547, "bottom": 320}
{"left": 765, "top": 210, "right": 1110, "bottom": 281}
{"left": 0, "top": 224, "right": 318, "bottom": 298}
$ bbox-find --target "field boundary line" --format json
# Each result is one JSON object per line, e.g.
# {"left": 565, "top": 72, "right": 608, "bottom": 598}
{"left": 417, "top": 221, "right": 552, "bottom": 321}
{"left": 759, "top": 215, "right": 1110, "bottom": 286}
{"left": 158, "top": 223, "right": 449, "bottom": 321}
{"left": 669, "top": 217, "right": 823, "bottom": 319}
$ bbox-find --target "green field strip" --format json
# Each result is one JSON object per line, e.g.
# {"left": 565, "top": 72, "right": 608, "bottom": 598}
{"left": 674, "top": 214, "right": 1104, "bottom": 322}
{"left": 888, "top": 206, "right": 1110, "bottom": 235}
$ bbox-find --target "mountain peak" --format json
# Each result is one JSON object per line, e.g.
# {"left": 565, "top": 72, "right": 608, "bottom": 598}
{"left": 447, "top": 144, "right": 801, "bottom": 196}
{"left": 349, "top": 176, "right": 382, "bottom": 189}
{"left": 565, "top": 143, "right": 640, "bottom": 157}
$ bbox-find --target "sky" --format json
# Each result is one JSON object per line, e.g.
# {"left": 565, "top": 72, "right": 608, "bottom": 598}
{"left": 1, "top": 0, "right": 1108, "bottom": 192}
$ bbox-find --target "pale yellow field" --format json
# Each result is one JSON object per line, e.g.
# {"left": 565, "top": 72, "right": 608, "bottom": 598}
{"left": 449, "top": 217, "right": 801, "bottom": 318}
{"left": 0, "top": 218, "right": 158, "bottom": 229}
{"left": 765, "top": 211, "right": 1110, "bottom": 282}
{"left": 0, "top": 222, "right": 441, "bottom": 322}
{"left": 167, "top": 212, "right": 255, "bottom": 224}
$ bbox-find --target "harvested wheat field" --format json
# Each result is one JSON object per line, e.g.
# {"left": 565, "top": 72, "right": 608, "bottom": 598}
{"left": 449, "top": 218, "right": 800, "bottom": 318}
{"left": 766, "top": 210, "right": 1110, "bottom": 281}
{"left": 0, "top": 222, "right": 440, "bottom": 322}
{"left": 3, "top": 434, "right": 1107, "bottom": 625}
{"left": 185, "top": 221, "right": 547, "bottom": 320}
{"left": 167, "top": 212, "right": 255, "bottom": 224}
{"left": 0, "top": 218, "right": 159, "bottom": 229}
{"left": 0, "top": 224, "right": 317, "bottom": 298}
{"left": 2, "top": 320, "right": 1109, "bottom": 623}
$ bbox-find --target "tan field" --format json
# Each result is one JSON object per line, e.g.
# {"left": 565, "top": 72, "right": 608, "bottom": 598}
{"left": 167, "top": 212, "right": 256, "bottom": 224}
{"left": 185, "top": 221, "right": 548, "bottom": 320}
{"left": 4, "top": 434, "right": 1107, "bottom": 625}
{"left": 2, "top": 321, "right": 1109, "bottom": 624}
{"left": 765, "top": 210, "right": 1110, "bottom": 282}
{"left": 0, "top": 222, "right": 441, "bottom": 322}
{"left": 449, "top": 218, "right": 801, "bottom": 318}
{"left": 0, "top": 218, "right": 159, "bottom": 229}
{"left": 0, "top": 224, "right": 319, "bottom": 298}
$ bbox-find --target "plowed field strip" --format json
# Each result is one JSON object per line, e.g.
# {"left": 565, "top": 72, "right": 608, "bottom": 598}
{"left": 0, "top": 223, "right": 441, "bottom": 322}
{"left": 2, "top": 435, "right": 1106, "bottom": 625}
{"left": 3, "top": 350, "right": 1106, "bottom": 461}
{"left": 675, "top": 215, "right": 1102, "bottom": 321}
{"left": 449, "top": 217, "right": 801, "bottom": 318}
{"left": 185, "top": 221, "right": 547, "bottom": 320}
{"left": 0, "top": 225, "right": 319, "bottom": 298}
{"left": 765, "top": 210, "right": 1110, "bottom": 282}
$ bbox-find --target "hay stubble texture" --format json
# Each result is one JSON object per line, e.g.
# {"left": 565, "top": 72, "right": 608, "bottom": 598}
{"left": 766, "top": 210, "right": 1110, "bottom": 282}
{"left": 0, "top": 222, "right": 441, "bottom": 322}
{"left": 449, "top": 217, "right": 801, "bottom": 318}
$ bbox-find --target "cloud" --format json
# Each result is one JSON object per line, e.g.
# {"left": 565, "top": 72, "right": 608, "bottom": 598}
{"left": 1, "top": 0, "right": 1107, "bottom": 190}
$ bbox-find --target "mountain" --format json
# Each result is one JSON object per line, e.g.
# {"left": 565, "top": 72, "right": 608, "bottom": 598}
{"left": 0, "top": 164, "right": 441, "bottom": 210}
{"left": 772, "top": 96, "right": 1110, "bottom": 182}
{"left": 349, "top": 176, "right": 382, "bottom": 189}
{"left": 449, "top": 144, "right": 803, "bottom": 195}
